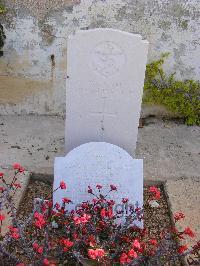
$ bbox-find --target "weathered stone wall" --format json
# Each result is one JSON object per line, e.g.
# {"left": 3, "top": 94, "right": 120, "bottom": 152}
{"left": 0, "top": 0, "right": 199, "bottom": 115}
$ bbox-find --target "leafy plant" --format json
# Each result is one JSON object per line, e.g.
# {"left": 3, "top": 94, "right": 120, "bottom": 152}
{"left": 0, "top": 3, "right": 6, "bottom": 14}
{"left": 0, "top": 164, "right": 200, "bottom": 265}
{"left": 0, "top": 2, "right": 6, "bottom": 56}
{"left": 144, "top": 53, "right": 200, "bottom": 125}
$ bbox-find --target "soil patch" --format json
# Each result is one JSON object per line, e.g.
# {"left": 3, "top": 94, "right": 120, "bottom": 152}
{"left": 19, "top": 181, "right": 173, "bottom": 238}
{"left": 16, "top": 180, "right": 181, "bottom": 265}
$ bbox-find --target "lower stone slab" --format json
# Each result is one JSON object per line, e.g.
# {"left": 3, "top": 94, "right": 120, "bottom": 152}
{"left": 54, "top": 142, "right": 143, "bottom": 227}
{"left": 0, "top": 167, "right": 30, "bottom": 236}
{"left": 164, "top": 177, "right": 200, "bottom": 265}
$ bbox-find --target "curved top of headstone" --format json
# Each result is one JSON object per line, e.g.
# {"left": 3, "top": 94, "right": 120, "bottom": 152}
{"left": 69, "top": 28, "right": 148, "bottom": 44}
{"left": 65, "top": 141, "right": 134, "bottom": 162}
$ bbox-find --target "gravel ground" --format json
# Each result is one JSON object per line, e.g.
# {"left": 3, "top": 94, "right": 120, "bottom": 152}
{"left": 16, "top": 180, "right": 181, "bottom": 265}
{"left": 19, "top": 181, "right": 172, "bottom": 234}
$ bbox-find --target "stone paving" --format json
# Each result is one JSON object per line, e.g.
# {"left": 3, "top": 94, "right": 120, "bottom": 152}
{"left": 0, "top": 115, "right": 199, "bottom": 181}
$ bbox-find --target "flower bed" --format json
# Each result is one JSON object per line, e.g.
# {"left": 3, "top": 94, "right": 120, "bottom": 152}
{"left": 0, "top": 165, "right": 199, "bottom": 265}
{"left": 18, "top": 180, "right": 180, "bottom": 265}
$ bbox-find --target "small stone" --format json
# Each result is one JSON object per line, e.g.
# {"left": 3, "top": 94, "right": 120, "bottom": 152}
{"left": 52, "top": 221, "right": 59, "bottom": 229}
{"left": 149, "top": 200, "right": 160, "bottom": 208}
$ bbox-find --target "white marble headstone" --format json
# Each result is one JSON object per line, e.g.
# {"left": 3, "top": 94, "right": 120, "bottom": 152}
{"left": 65, "top": 28, "right": 149, "bottom": 156}
{"left": 53, "top": 142, "right": 143, "bottom": 224}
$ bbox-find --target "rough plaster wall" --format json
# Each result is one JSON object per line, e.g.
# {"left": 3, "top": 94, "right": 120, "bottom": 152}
{"left": 0, "top": 0, "right": 199, "bottom": 115}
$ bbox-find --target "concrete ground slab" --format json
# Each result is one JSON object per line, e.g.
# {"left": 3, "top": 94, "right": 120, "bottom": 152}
{"left": 0, "top": 167, "right": 30, "bottom": 235}
{"left": 0, "top": 115, "right": 65, "bottom": 176}
{"left": 136, "top": 118, "right": 200, "bottom": 181}
{"left": 165, "top": 177, "right": 200, "bottom": 253}
{"left": 0, "top": 115, "right": 199, "bottom": 181}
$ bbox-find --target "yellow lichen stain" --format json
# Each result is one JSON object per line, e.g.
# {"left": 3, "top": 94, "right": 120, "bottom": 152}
{"left": 0, "top": 51, "right": 33, "bottom": 74}
{"left": 0, "top": 75, "right": 53, "bottom": 104}
{"left": 17, "top": 50, "right": 32, "bottom": 69}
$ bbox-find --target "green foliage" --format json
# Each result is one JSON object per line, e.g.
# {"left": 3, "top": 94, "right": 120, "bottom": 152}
{"left": 0, "top": 4, "right": 6, "bottom": 14}
{"left": 0, "top": 2, "right": 6, "bottom": 56}
{"left": 144, "top": 53, "right": 200, "bottom": 125}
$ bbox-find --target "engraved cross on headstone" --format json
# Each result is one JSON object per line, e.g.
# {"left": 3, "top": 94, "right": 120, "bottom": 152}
{"left": 90, "top": 96, "right": 117, "bottom": 134}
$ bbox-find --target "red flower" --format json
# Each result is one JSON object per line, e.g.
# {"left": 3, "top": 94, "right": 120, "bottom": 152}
{"left": 184, "top": 227, "right": 195, "bottom": 238}
{"left": 73, "top": 216, "right": 80, "bottom": 224}
{"left": 13, "top": 163, "right": 21, "bottom": 170}
{"left": 128, "top": 249, "right": 137, "bottom": 258}
{"left": 108, "top": 208, "right": 113, "bottom": 218}
{"left": 96, "top": 184, "right": 102, "bottom": 189}
{"left": 100, "top": 207, "right": 113, "bottom": 218}
{"left": 73, "top": 233, "right": 79, "bottom": 240}
{"left": 107, "top": 200, "right": 115, "bottom": 206}
{"left": 74, "top": 214, "right": 91, "bottom": 224}
{"left": 45, "top": 200, "right": 53, "bottom": 208}
{"left": 0, "top": 214, "right": 5, "bottom": 221}
{"left": 33, "top": 242, "right": 43, "bottom": 254}
{"left": 178, "top": 245, "right": 188, "bottom": 254}
{"left": 132, "top": 239, "right": 141, "bottom": 249}
{"left": 9, "top": 227, "right": 21, "bottom": 241}
{"left": 60, "top": 181, "right": 67, "bottom": 190}
{"left": 34, "top": 212, "right": 46, "bottom": 229}
{"left": 33, "top": 242, "right": 39, "bottom": 250}
{"left": 13, "top": 163, "right": 25, "bottom": 173}
{"left": 122, "top": 198, "right": 129, "bottom": 203}
{"left": 13, "top": 183, "right": 22, "bottom": 189}
{"left": 120, "top": 253, "right": 131, "bottom": 264}
{"left": 55, "top": 203, "right": 60, "bottom": 210}
{"left": 88, "top": 249, "right": 96, "bottom": 260}
{"left": 110, "top": 184, "right": 117, "bottom": 191}
{"left": 80, "top": 214, "right": 91, "bottom": 223}
{"left": 61, "top": 238, "right": 74, "bottom": 251}
{"left": 19, "top": 166, "right": 25, "bottom": 173}
{"left": 37, "top": 247, "right": 43, "bottom": 254}
{"left": 96, "top": 248, "right": 105, "bottom": 257}
{"left": 150, "top": 239, "right": 158, "bottom": 246}
{"left": 0, "top": 187, "right": 5, "bottom": 192}
{"left": 43, "top": 258, "right": 56, "bottom": 266}
{"left": 8, "top": 226, "right": 18, "bottom": 232}
{"left": 43, "top": 259, "right": 50, "bottom": 266}
{"left": 88, "top": 186, "right": 93, "bottom": 194}
{"left": 11, "top": 232, "right": 20, "bottom": 239}
{"left": 88, "top": 248, "right": 105, "bottom": 260}
{"left": 0, "top": 172, "right": 4, "bottom": 177}
{"left": 88, "top": 235, "right": 96, "bottom": 246}
{"left": 81, "top": 202, "right": 89, "bottom": 209}
{"left": 62, "top": 197, "right": 71, "bottom": 204}
{"left": 149, "top": 186, "right": 160, "bottom": 200}
{"left": 149, "top": 186, "right": 157, "bottom": 192}
{"left": 100, "top": 208, "right": 106, "bottom": 218}
{"left": 174, "top": 212, "right": 185, "bottom": 222}
{"left": 8, "top": 227, "right": 20, "bottom": 239}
